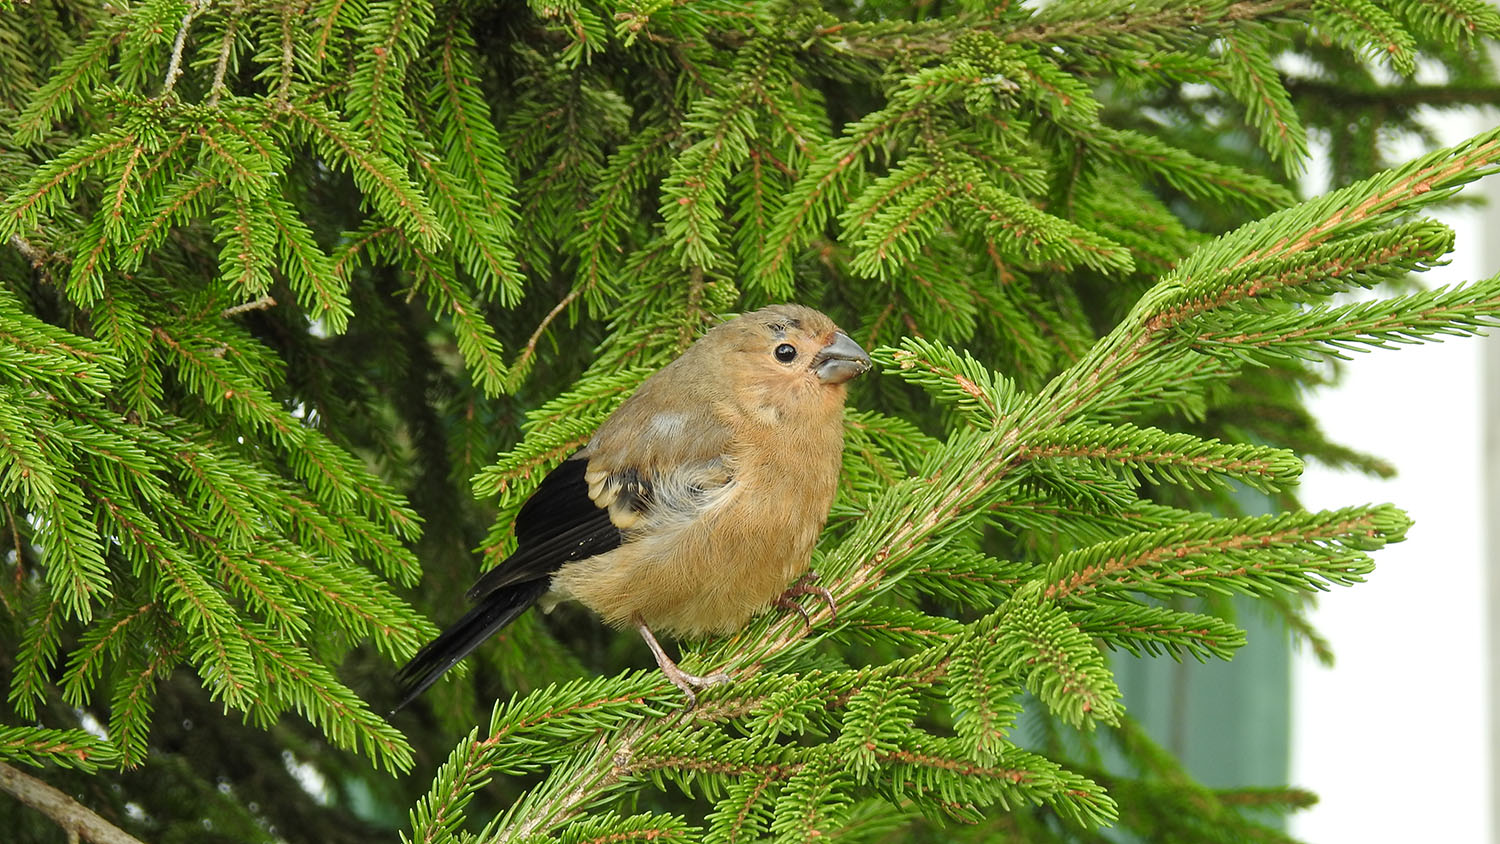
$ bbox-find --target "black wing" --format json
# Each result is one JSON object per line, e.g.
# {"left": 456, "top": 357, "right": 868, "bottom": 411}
{"left": 392, "top": 454, "right": 625, "bottom": 711}
{"left": 465, "top": 454, "right": 626, "bottom": 600}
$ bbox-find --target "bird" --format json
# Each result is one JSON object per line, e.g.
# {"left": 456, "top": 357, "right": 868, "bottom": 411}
{"left": 393, "top": 304, "right": 872, "bottom": 710}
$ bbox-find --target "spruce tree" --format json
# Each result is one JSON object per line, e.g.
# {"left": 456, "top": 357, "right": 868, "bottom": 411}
{"left": 2, "top": 0, "right": 1499, "bottom": 841}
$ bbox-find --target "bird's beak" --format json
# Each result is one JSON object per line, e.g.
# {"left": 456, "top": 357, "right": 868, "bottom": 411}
{"left": 813, "top": 332, "right": 872, "bottom": 384}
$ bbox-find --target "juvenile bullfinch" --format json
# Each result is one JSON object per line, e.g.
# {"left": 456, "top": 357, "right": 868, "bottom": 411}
{"left": 394, "top": 304, "right": 872, "bottom": 709}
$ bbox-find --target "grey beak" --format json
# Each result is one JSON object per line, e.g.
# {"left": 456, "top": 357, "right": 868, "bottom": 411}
{"left": 813, "top": 332, "right": 872, "bottom": 384}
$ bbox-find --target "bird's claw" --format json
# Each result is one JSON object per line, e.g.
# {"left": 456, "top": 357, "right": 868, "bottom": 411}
{"left": 637, "top": 619, "right": 730, "bottom": 708}
{"left": 664, "top": 668, "right": 731, "bottom": 708}
{"left": 776, "top": 570, "right": 838, "bottom": 630}
{"left": 774, "top": 595, "right": 812, "bottom": 628}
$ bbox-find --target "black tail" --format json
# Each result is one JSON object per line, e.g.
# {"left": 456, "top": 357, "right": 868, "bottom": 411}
{"left": 392, "top": 579, "right": 550, "bottom": 712}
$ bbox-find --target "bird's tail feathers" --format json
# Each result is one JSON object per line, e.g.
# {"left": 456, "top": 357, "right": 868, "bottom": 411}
{"left": 392, "top": 579, "right": 549, "bottom": 712}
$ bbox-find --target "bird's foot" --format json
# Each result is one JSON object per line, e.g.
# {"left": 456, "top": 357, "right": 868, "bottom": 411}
{"left": 660, "top": 664, "right": 731, "bottom": 708}
{"left": 775, "top": 570, "right": 838, "bottom": 630}
{"left": 636, "top": 620, "right": 729, "bottom": 708}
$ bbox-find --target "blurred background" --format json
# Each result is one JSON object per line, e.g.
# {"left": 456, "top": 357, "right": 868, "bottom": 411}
{"left": 1107, "top": 104, "right": 1500, "bottom": 843}
{"left": 1291, "top": 108, "right": 1496, "bottom": 842}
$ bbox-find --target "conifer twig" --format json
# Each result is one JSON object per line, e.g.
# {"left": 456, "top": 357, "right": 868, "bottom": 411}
{"left": 7, "top": 235, "right": 59, "bottom": 285}
{"left": 220, "top": 294, "right": 277, "bottom": 318}
{"left": 511, "top": 289, "right": 579, "bottom": 378}
{"left": 0, "top": 762, "right": 146, "bottom": 844}
{"left": 1002, "top": 0, "right": 1306, "bottom": 44}
{"left": 277, "top": 2, "right": 297, "bottom": 106}
{"left": 207, "top": 4, "right": 240, "bottom": 106}
{"left": 0, "top": 501, "right": 21, "bottom": 615}
{"left": 158, "top": 0, "right": 206, "bottom": 100}
{"left": 8, "top": 234, "right": 49, "bottom": 266}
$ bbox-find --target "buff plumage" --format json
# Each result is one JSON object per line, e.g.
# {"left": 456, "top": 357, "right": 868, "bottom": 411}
{"left": 394, "top": 304, "right": 870, "bottom": 709}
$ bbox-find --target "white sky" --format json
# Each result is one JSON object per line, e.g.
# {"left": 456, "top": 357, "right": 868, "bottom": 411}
{"left": 1289, "top": 111, "right": 1495, "bottom": 843}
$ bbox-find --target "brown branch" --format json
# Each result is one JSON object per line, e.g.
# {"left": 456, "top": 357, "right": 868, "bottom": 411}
{"left": 1002, "top": 0, "right": 1306, "bottom": 45}
{"left": 1285, "top": 79, "right": 1500, "bottom": 108}
{"left": 8, "top": 234, "right": 63, "bottom": 286}
{"left": 1, "top": 501, "right": 21, "bottom": 614}
{"left": 157, "top": 0, "right": 206, "bottom": 100}
{"left": 221, "top": 294, "right": 277, "bottom": 318}
{"left": 207, "top": 4, "right": 240, "bottom": 106}
{"left": 0, "top": 762, "right": 147, "bottom": 844}
{"left": 508, "top": 289, "right": 580, "bottom": 381}
{"left": 277, "top": 1, "right": 302, "bottom": 107}
{"left": 9, "top": 234, "right": 51, "bottom": 267}
{"left": 502, "top": 733, "right": 633, "bottom": 842}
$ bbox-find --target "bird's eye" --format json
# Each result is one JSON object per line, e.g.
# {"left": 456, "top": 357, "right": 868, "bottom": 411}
{"left": 774, "top": 343, "right": 798, "bottom": 363}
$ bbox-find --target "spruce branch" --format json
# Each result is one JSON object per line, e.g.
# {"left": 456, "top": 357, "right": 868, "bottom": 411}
{"left": 1218, "top": 26, "right": 1309, "bottom": 176}
{"left": 506, "top": 289, "right": 581, "bottom": 392}
{"left": 438, "top": 125, "right": 1499, "bottom": 833}
{"left": 1042, "top": 506, "right": 1407, "bottom": 601}
{"left": 282, "top": 100, "right": 445, "bottom": 249}
{"left": 347, "top": 0, "right": 431, "bottom": 154}
{"left": 1, "top": 129, "right": 138, "bottom": 241}
{"left": 1284, "top": 78, "right": 1500, "bottom": 108}
{"left": 59, "top": 601, "right": 156, "bottom": 708}
{"left": 206, "top": 1, "right": 239, "bottom": 106}
{"left": 157, "top": 0, "right": 207, "bottom": 100}
{"left": 1195, "top": 286, "right": 1500, "bottom": 361}
{"left": 570, "top": 125, "right": 679, "bottom": 314}
{"left": 0, "top": 761, "right": 144, "bottom": 844}
{"left": 405, "top": 244, "right": 509, "bottom": 396}
{"left": 1073, "top": 601, "right": 1246, "bottom": 661}
{"left": 1018, "top": 422, "right": 1303, "bottom": 492}
{"left": 1076, "top": 124, "right": 1297, "bottom": 212}
{"left": 430, "top": 17, "right": 521, "bottom": 252}
{"left": 1314, "top": 0, "right": 1418, "bottom": 75}
{"left": 6, "top": 0, "right": 1500, "bottom": 838}
{"left": 1032, "top": 127, "right": 1500, "bottom": 425}
{"left": 0, "top": 728, "right": 120, "bottom": 772}
{"left": 265, "top": 189, "right": 350, "bottom": 331}
{"left": 108, "top": 647, "right": 175, "bottom": 768}
{"left": 275, "top": 0, "right": 296, "bottom": 105}
{"left": 125, "top": 168, "right": 220, "bottom": 268}
{"left": 414, "top": 156, "right": 522, "bottom": 308}
{"left": 11, "top": 14, "right": 130, "bottom": 146}
{"left": 1006, "top": 0, "right": 1307, "bottom": 48}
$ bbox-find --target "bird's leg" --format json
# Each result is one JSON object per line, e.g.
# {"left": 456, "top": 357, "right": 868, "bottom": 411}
{"left": 636, "top": 620, "right": 730, "bottom": 707}
{"left": 774, "top": 570, "right": 838, "bottom": 630}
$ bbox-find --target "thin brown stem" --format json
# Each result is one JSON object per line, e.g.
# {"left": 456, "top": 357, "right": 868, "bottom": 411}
{"left": 0, "top": 501, "right": 20, "bottom": 614}
{"left": 158, "top": 0, "right": 206, "bottom": 100}
{"left": 207, "top": 4, "right": 240, "bottom": 106}
{"left": 509, "top": 289, "right": 580, "bottom": 379}
{"left": 0, "top": 762, "right": 147, "bottom": 844}
{"left": 277, "top": 1, "right": 301, "bottom": 107}
{"left": 220, "top": 294, "right": 277, "bottom": 318}
{"left": 8, "top": 235, "right": 61, "bottom": 286}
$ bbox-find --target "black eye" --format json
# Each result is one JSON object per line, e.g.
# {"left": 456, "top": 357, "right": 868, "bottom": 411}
{"left": 774, "top": 343, "right": 797, "bottom": 363}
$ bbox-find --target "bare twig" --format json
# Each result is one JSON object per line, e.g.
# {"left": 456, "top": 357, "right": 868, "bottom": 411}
{"left": 277, "top": 1, "right": 304, "bottom": 107}
{"left": 8, "top": 234, "right": 61, "bottom": 285}
{"left": 9, "top": 234, "right": 48, "bottom": 266}
{"left": 509, "top": 289, "right": 580, "bottom": 380}
{"left": 0, "top": 762, "right": 147, "bottom": 844}
{"left": 221, "top": 294, "right": 276, "bottom": 318}
{"left": 0, "top": 501, "right": 21, "bottom": 615}
{"left": 680, "top": 265, "right": 706, "bottom": 352}
{"left": 158, "top": 0, "right": 208, "bottom": 100}
{"left": 207, "top": 3, "right": 241, "bottom": 106}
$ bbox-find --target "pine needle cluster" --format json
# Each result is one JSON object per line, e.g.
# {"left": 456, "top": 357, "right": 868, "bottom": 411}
{"left": 1, "top": 0, "right": 1498, "bottom": 841}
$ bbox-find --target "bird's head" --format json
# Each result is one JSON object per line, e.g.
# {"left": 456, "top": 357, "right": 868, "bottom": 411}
{"left": 708, "top": 304, "right": 871, "bottom": 427}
